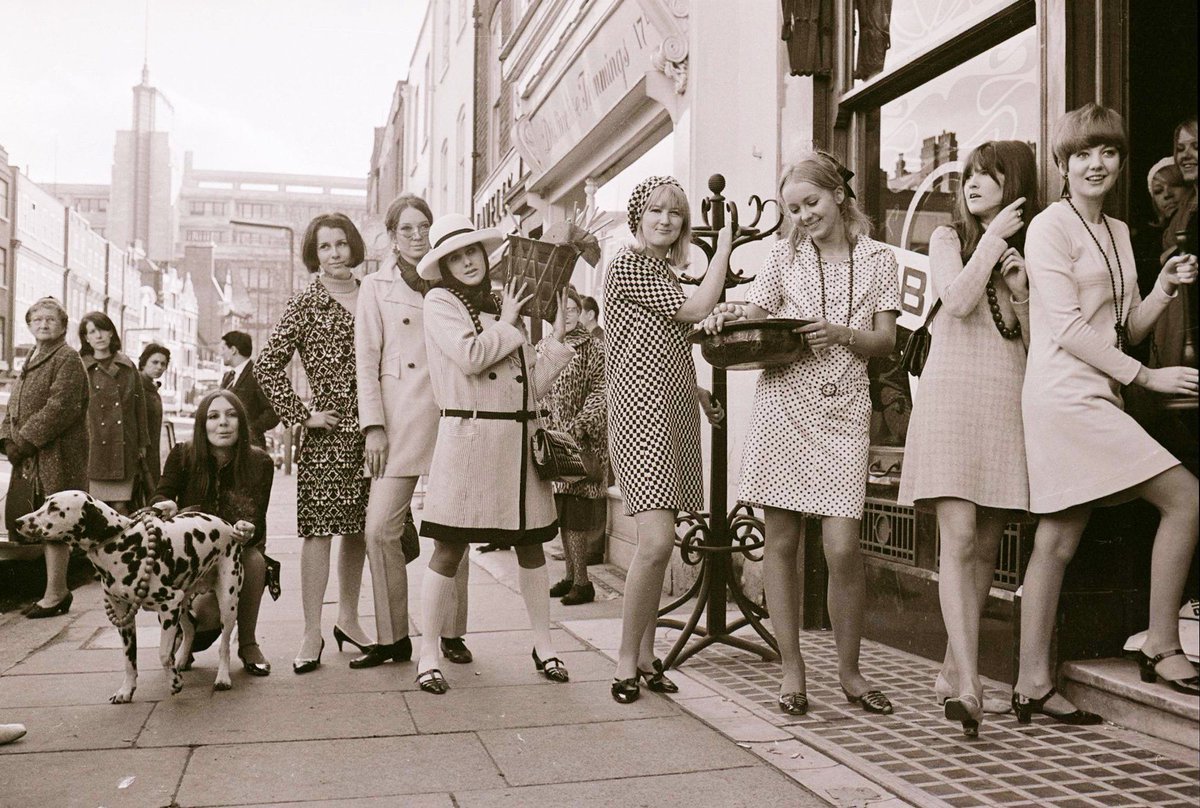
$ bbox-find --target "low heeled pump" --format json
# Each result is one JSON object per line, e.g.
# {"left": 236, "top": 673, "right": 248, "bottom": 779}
{"left": 333, "top": 625, "right": 371, "bottom": 654}
{"left": 842, "top": 686, "right": 894, "bottom": 715}
{"left": 532, "top": 649, "right": 570, "bottom": 682}
{"left": 440, "top": 637, "right": 473, "bottom": 664}
{"left": 549, "top": 578, "right": 574, "bottom": 598}
{"left": 350, "top": 637, "right": 413, "bottom": 669}
{"left": 238, "top": 645, "right": 271, "bottom": 677}
{"left": 611, "top": 677, "right": 640, "bottom": 704}
{"left": 1011, "top": 687, "right": 1102, "bottom": 725}
{"left": 1133, "top": 648, "right": 1200, "bottom": 695}
{"left": 25, "top": 592, "right": 73, "bottom": 619}
{"left": 944, "top": 694, "right": 982, "bottom": 738}
{"left": 934, "top": 671, "right": 1012, "bottom": 715}
{"left": 638, "top": 658, "right": 678, "bottom": 693}
{"left": 561, "top": 582, "right": 595, "bottom": 605}
{"left": 292, "top": 639, "right": 325, "bottom": 675}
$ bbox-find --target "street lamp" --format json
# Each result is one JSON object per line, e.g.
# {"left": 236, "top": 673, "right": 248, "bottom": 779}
{"left": 229, "top": 219, "right": 297, "bottom": 475}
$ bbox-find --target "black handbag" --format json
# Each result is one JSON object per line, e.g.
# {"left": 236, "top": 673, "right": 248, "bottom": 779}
{"left": 899, "top": 299, "right": 942, "bottom": 377}
{"left": 401, "top": 511, "right": 421, "bottom": 564}
{"left": 518, "top": 350, "right": 588, "bottom": 484}
{"left": 4, "top": 457, "right": 45, "bottom": 541}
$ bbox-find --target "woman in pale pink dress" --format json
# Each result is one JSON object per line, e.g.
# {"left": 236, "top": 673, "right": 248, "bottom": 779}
{"left": 1018, "top": 104, "right": 1199, "bottom": 724}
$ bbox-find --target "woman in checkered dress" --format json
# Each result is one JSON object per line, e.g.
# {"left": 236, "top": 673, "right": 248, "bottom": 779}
{"left": 605, "top": 176, "right": 732, "bottom": 704}
{"left": 702, "top": 154, "right": 899, "bottom": 718}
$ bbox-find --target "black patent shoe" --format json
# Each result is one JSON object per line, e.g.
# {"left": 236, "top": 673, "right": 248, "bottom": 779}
{"left": 1133, "top": 648, "right": 1200, "bottom": 695}
{"left": 238, "top": 645, "right": 271, "bottom": 677}
{"left": 549, "top": 578, "right": 574, "bottom": 598}
{"left": 532, "top": 649, "right": 570, "bottom": 682}
{"left": 842, "top": 686, "right": 894, "bottom": 715}
{"left": 416, "top": 668, "right": 449, "bottom": 694}
{"left": 1012, "top": 687, "right": 1103, "bottom": 725}
{"left": 292, "top": 639, "right": 325, "bottom": 675}
{"left": 440, "top": 637, "right": 473, "bottom": 664}
{"left": 333, "top": 625, "right": 372, "bottom": 654}
{"left": 350, "top": 637, "right": 413, "bottom": 669}
{"left": 25, "top": 592, "right": 73, "bottom": 619}
{"left": 611, "top": 677, "right": 640, "bottom": 704}
{"left": 638, "top": 658, "right": 678, "bottom": 693}
{"left": 778, "top": 692, "right": 809, "bottom": 716}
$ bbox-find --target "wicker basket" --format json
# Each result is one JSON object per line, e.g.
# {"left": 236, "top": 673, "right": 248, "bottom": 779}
{"left": 497, "top": 235, "right": 582, "bottom": 322}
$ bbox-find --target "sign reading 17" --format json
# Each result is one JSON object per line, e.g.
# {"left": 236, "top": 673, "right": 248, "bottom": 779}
{"left": 632, "top": 16, "right": 647, "bottom": 48}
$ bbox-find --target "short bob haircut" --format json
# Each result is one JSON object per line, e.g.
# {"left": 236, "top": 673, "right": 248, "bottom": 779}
{"left": 25, "top": 296, "right": 69, "bottom": 330}
{"left": 138, "top": 342, "right": 171, "bottom": 370}
{"left": 779, "top": 152, "right": 873, "bottom": 252}
{"left": 384, "top": 193, "right": 434, "bottom": 236}
{"left": 954, "top": 140, "right": 1042, "bottom": 257}
{"left": 221, "top": 330, "right": 253, "bottom": 358}
{"left": 301, "top": 213, "right": 366, "bottom": 273}
{"left": 78, "top": 311, "right": 122, "bottom": 357}
{"left": 632, "top": 182, "right": 692, "bottom": 268}
{"left": 1051, "top": 103, "right": 1128, "bottom": 170}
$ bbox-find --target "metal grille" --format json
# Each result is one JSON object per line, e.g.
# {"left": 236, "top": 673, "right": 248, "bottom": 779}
{"left": 935, "top": 521, "right": 1026, "bottom": 591}
{"left": 859, "top": 498, "right": 917, "bottom": 564}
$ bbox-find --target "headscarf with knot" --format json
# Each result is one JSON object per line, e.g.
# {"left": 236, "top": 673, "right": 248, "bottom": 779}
{"left": 627, "top": 175, "right": 685, "bottom": 234}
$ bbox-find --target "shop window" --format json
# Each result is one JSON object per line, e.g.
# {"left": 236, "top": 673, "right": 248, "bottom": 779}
{"left": 0, "top": 178, "right": 8, "bottom": 219}
{"left": 0, "top": 246, "right": 7, "bottom": 289}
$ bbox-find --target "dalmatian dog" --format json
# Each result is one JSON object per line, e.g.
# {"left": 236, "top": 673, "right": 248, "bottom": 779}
{"left": 15, "top": 490, "right": 254, "bottom": 704}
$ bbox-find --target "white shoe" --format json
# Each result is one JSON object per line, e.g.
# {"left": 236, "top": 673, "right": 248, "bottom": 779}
{"left": 0, "top": 724, "right": 27, "bottom": 745}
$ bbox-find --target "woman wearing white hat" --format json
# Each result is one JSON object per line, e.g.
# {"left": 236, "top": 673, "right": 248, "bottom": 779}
{"left": 414, "top": 213, "right": 576, "bottom": 694}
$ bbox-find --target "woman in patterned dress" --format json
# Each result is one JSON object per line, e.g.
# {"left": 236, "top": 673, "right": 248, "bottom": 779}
{"left": 897, "top": 141, "right": 1039, "bottom": 736}
{"left": 257, "top": 213, "right": 372, "bottom": 674}
{"left": 702, "top": 153, "right": 899, "bottom": 717}
{"left": 541, "top": 286, "right": 608, "bottom": 605}
{"left": 1017, "top": 105, "right": 1199, "bottom": 718}
{"left": 606, "top": 176, "right": 732, "bottom": 704}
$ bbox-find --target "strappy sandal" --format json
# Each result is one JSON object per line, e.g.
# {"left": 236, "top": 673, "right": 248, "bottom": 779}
{"left": 638, "top": 658, "right": 679, "bottom": 693}
{"left": 532, "top": 650, "right": 569, "bottom": 683}
{"left": 1011, "top": 687, "right": 1102, "bottom": 725}
{"left": 1134, "top": 648, "right": 1200, "bottom": 695}
{"left": 416, "top": 668, "right": 449, "bottom": 694}
{"left": 842, "top": 686, "right": 894, "bottom": 715}
{"left": 611, "top": 677, "right": 640, "bottom": 704}
{"left": 778, "top": 692, "right": 809, "bottom": 716}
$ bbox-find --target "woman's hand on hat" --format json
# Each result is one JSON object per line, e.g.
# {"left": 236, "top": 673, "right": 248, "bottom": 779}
{"left": 1160, "top": 252, "right": 1198, "bottom": 293}
{"left": 364, "top": 426, "right": 388, "bottom": 478}
{"left": 701, "top": 302, "right": 743, "bottom": 334}
{"left": 501, "top": 278, "right": 534, "bottom": 326}
{"left": 552, "top": 288, "right": 569, "bottom": 341}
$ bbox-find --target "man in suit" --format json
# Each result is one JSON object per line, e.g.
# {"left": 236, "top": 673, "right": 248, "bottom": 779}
{"left": 581, "top": 296, "right": 604, "bottom": 341}
{"left": 219, "top": 331, "right": 279, "bottom": 448}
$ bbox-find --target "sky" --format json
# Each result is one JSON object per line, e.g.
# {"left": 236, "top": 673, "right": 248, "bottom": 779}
{"left": 0, "top": 0, "right": 429, "bottom": 184}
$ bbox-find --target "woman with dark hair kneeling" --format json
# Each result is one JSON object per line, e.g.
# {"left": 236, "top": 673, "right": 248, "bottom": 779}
{"left": 414, "top": 214, "right": 575, "bottom": 694}
{"left": 152, "top": 389, "right": 275, "bottom": 675}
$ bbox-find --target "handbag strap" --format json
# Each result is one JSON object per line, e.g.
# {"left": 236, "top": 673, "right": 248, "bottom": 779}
{"left": 517, "top": 347, "right": 530, "bottom": 533}
{"left": 923, "top": 298, "right": 942, "bottom": 328}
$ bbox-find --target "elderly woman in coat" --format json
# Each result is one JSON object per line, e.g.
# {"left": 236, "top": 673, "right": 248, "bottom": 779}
{"left": 352, "top": 193, "right": 472, "bottom": 669}
{"left": 413, "top": 214, "right": 575, "bottom": 695}
{"left": 79, "top": 311, "right": 151, "bottom": 514}
{"left": 1, "top": 298, "right": 89, "bottom": 618}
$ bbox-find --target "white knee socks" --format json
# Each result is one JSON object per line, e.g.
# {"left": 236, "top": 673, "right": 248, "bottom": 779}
{"left": 518, "top": 564, "right": 555, "bottom": 660}
{"left": 419, "top": 569, "right": 457, "bottom": 672}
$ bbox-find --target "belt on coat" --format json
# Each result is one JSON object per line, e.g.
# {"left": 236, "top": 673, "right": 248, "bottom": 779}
{"left": 440, "top": 408, "right": 549, "bottom": 422}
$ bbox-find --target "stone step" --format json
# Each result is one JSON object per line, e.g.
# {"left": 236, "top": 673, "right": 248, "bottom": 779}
{"left": 1061, "top": 657, "right": 1199, "bottom": 750}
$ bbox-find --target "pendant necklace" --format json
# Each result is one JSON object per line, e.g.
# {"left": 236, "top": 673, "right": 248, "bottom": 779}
{"left": 1065, "top": 198, "right": 1128, "bottom": 351}
{"left": 811, "top": 239, "right": 854, "bottom": 397}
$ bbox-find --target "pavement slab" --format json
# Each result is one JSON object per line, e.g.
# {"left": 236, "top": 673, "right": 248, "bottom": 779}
{"left": 176, "top": 735, "right": 506, "bottom": 806}
{"left": 452, "top": 766, "right": 823, "bottom": 808}
{"left": 0, "top": 670, "right": 189, "bottom": 707}
{"left": 222, "top": 797, "right": 455, "bottom": 808}
{"left": 0, "top": 702, "right": 154, "bottom": 755}
{"left": 139, "top": 690, "right": 417, "bottom": 746}
{"left": 476, "top": 715, "right": 761, "bottom": 787}
{"left": 0, "top": 747, "right": 189, "bottom": 807}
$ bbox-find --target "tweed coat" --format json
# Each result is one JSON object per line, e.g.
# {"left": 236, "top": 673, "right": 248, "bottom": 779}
{"left": 83, "top": 352, "right": 149, "bottom": 482}
{"left": 355, "top": 260, "right": 438, "bottom": 476}
{"left": 0, "top": 339, "right": 89, "bottom": 493}
{"left": 419, "top": 288, "right": 575, "bottom": 544}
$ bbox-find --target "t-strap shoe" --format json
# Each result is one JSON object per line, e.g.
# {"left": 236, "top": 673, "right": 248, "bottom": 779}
{"left": 1133, "top": 648, "right": 1200, "bottom": 695}
{"left": 1012, "top": 687, "right": 1102, "bottom": 725}
{"left": 532, "top": 649, "right": 570, "bottom": 682}
{"left": 638, "top": 658, "right": 678, "bottom": 693}
{"left": 842, "top": 686, "right": 894, "bottom": 715}
{"left": 416, "top": 668, "right": 449, "bottom": 694}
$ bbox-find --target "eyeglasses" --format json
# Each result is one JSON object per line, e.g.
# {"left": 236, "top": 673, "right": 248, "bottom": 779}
{"left": 397, "top": 224, "right": 431, "bottom": 239}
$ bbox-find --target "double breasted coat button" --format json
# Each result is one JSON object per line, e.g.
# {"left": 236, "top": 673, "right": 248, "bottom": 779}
{"left": 515, "top": 375, "right": 525, "bottom": 383}
{"left": 402, "top": 318, "right": 410, "bottom": 325}
{"left": 488, "top": 372, "right": 497, "bottom": 380}
{"left": 407, "top": 362, "right": 416, "bottom": 369}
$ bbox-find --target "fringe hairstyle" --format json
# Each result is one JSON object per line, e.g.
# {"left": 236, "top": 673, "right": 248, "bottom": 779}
{"left": 187, "top": 389, "right": 254, "bottom": 505}
{"left": 953, "top": 141, "right": 1042, "bottom": 259}
{"left": 1051, "top": 103, "right": 1127, "bottom": 171}
{"left": 778, "top": 153, "right": 873, "bottom": 254}
{"left": 632, "top": 182, "right": 692, "bottom": 269}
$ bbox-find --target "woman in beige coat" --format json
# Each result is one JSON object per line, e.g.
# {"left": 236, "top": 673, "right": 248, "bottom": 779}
{"left": 352, "top": 194, "right": 471, "bottom": 668}
{"left": 414, "top": 214, "right": 575, "bottom": 694}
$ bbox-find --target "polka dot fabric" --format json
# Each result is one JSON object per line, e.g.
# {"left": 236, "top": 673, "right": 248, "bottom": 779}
{"left": 627, "top": 176, "right": 685, "bottom": 234}
{"left": 604, "top": 247, "right": 705, "bottom": 516}
{"left": 738, "top": 237, "right": 900, "bottom": 519}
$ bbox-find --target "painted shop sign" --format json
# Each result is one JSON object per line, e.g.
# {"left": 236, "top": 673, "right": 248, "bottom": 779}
{"left": 514, "top": 1, "right": 663, "bottom": 178}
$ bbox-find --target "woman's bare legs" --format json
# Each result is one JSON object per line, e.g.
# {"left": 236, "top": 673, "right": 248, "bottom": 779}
{"left": 822, "top": 516, "right": 872, "bottom": 695}
{"left": 336, "top": 532, "right": 370, "bottom": 646}
{"left": 298, "top": 535, "right": 332, "bottom": 661}
{"left": 937, "top": 507, "right": 1006, "bottom": 697}
{"left": 935, "top": 499, "right": 985, "bottom": 703}
{"left": 763, "top": 507, "right": 806, "bottom": 696}
{"left": 37, "top": 543, "right": 71, "bottom": 606}
{"left": 237, "top": 546, "right": 268, "bottom": 665}
{"left": 616, "top": 509, "right": 676, "bottom": 681}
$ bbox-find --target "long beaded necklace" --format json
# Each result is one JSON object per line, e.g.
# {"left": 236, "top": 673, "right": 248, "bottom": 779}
{"left": 811, "top": 239, "right": 854, "bottom": 397}
{"left": 985, "top": 277, "right": 1022, "bottom": 340}
{"left": 1065, "top": 198, "right": 1128, "bottom": 351}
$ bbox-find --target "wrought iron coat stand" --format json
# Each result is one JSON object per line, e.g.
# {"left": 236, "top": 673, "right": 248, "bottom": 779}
{"left": 657, "top": 174, "right": 783, "bottom": 669}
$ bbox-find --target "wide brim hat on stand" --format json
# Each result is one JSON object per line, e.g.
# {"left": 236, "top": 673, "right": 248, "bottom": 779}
{"left": 416, "top": 213, "right": 504, "bottom": 281}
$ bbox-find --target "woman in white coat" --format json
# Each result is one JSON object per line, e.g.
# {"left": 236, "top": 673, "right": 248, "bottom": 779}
{"left": 352, "top": 194, "right": 471, "bottom": 668}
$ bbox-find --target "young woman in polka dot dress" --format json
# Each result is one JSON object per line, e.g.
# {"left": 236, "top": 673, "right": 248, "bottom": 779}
{"left": 606, "top": 176, "right": 733, "bottom": 704}
{"left": 702, "top": 154, "right": 899, "bottom": 717}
